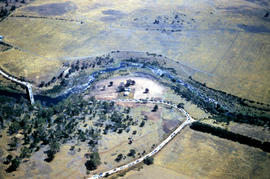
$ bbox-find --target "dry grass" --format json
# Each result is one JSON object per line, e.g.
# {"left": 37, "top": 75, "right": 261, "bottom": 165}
{"left": 0, "top": 0, "right": 269, "bottom": 103}
{"left": 0, "top": 142, "right": 89, "bottom": 179}
{"left": 94, "top": 102, "right": 185, "bottom": 174}
{"left": 0, "top": 48, "right": 62, "bottom": 84}
{"left": 122, "top": 128, "right": 270, "bottom": 179}
{"left": 1, "top": 0, "right": 270, "bottom": 177}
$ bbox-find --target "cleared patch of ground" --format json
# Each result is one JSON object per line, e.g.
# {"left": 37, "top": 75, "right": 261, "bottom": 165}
{"left": 162, "top": 119, "right": 180, "bottom": 133}
{"left": 89, "top": 74, "right": 165, "bottom": 100}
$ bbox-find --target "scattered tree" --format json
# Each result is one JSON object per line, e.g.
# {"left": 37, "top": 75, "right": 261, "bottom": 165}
{"left": 143, "top": 156, "right": 154, "bottom": 165}
{"left": 20, "top": 147, "right": 31, "bottom": 158}
{"left": 152, "top": 105, "right": 158, "bottom": 112}
{"left": 117, "top": 83, "right": 125, "bottom": 92}
{"left": 125, "top": 79, "right": 135, "bottom": 87}
{"left": 177, "top": 103, "right": 184, "bottom": 109}
{"left": 8, "top": 137, "right": 19, "bottom": 150}
{"left": 39, "top": 81, "right": 45, "bottom": 88}
{"left": 3, "top": 155, "right": 13, "bottom": 165}
{"left": 45, "top": 140, "right": 60, "bottom": 162}
{"left": 139, "top": 121, "right": 145, "bottom": 127}
{"left": 108, "top": 81, "right": 113, "bottom": 87}
{"left": 115, "top": 154, "right": 123, "bottom": 162}
{"left": 85, "top": 152, "right": 101, "bottom": 170}
{"left": 127, "top": 149, "right": 136, "bottom": 157}
{"left": 144, "top": 88, "right": 149, "bottom": 94}
{"left": 85, "top": 160, "right": 98, "bottom": 170}
{"left": 6, "top": 157, "right": 20, "bottom": 173}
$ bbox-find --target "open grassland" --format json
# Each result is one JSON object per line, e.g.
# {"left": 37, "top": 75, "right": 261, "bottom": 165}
{"left": 0, "top": 141, "right": 89, "bottom": 179}
{"left": 120, "top": 128, "right": 270, "bottom": 179}
{"left": 0, "top": 48, "right": 62, "bottom": 84}
{"left": 0, "top": 0, "right": 269, "bottom": 103}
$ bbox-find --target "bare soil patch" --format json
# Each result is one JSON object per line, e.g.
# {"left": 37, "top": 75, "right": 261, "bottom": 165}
{"left": 162, "top": 119, "right": 181, "bottom": 133}
{"left": 24, "top": 1, "right": 77, "bottom": 16}
{"left": 88, "top": 74, "right": 165, "bottom": 100}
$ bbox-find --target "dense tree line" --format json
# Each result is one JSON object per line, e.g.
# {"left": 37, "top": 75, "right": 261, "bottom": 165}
{"left": 170, "top": 83, "right": 270, "bottom": 128}
{"left": 190, "top": 122, "right": 270, "bottom": 153}
{"left": 189, "top": 77, "right": 270, "bottom": 109}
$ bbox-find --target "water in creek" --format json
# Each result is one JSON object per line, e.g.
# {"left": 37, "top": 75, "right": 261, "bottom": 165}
{"left": 0, "top": 62, "right": 217, "bottom": 106}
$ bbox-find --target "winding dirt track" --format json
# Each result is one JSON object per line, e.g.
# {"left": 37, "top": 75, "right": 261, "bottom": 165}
{"left": 88, "top": 98, "right": 195, "bottom": 179}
